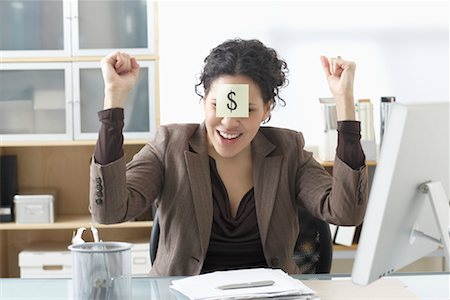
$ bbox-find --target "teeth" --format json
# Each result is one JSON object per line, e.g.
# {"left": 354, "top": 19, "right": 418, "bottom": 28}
{"left": 219, "top": 131, "right": 240, "bottom": 139}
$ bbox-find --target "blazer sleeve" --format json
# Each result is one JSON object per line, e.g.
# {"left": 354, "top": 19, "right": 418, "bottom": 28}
{"left": 89, "top": 132, "right": 166, "bottom": 224}
{"left": 295, "top": 132, "right": 368, "bottom": 226}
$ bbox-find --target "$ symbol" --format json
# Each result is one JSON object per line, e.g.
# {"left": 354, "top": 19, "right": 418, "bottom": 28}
{"left": 227, "top": 90, "right": 237, "bottom": 113}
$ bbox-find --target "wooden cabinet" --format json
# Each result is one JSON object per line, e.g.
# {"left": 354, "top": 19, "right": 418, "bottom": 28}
{"left": 0, "top": 143, "right": 152, "bottom": 277}
{"left": 0, "top": 1, "right": 159, "bottom": 277}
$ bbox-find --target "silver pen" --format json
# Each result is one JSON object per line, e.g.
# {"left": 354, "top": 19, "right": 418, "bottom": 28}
{"left": 216, "top": 280, "right": 275, "bottom": 290}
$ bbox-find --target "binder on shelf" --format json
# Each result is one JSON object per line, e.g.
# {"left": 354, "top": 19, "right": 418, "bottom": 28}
{"left": 318, "top": 97, "right": 338, "bottom": 161}
{"left": 356, "top": 99, "right": 377, "bottom": 161}
{"left": 0, "top": 155, "right": 18, "bottom": 222}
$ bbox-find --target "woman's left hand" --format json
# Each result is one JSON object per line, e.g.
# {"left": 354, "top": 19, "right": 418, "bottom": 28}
{"left": 320, "top": 56, "right": 356, "bottom": 120}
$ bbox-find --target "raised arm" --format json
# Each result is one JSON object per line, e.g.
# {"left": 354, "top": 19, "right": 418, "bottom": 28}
{"left": 90, "top": 52, "right": 159, "bottom": 224}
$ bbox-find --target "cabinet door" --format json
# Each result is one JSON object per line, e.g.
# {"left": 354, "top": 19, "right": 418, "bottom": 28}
{"left": 72, "top": 61, "right": 157, "bottom": 140}
{"left": 71, "top": 0, "right": 155, "bottom": 56}
{"left": 0, "top": 63, "right": 73, "bottom": 141}
{"left": 0, "top": 0, "right": 71, "bottom": 57}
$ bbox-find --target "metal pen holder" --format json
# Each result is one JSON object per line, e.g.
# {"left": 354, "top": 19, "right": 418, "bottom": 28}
{"left": 69, "top": 242, "right": 132, "bottom": 300}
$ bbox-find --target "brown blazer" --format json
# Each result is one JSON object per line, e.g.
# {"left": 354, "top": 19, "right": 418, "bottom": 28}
{"left": 90, "top": 123, "right": 368, "bottom": 276}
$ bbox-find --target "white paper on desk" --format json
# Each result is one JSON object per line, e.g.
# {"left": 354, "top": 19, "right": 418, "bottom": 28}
{"left": 170, "top": 268, "right": 316, "bottom": 300}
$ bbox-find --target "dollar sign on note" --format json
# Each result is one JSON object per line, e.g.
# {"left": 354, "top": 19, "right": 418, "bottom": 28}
{"left": 227, "top": 90, "right": 237, "bottom": 113}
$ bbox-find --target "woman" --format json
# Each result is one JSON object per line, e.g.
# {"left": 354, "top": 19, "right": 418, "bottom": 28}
{"left": 90, "top": 39, "right": 368, "bottom": 276}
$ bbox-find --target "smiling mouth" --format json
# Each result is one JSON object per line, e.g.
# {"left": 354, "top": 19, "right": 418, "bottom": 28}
{"left": 217, "top": 130, "right": 242, "bottom": 140}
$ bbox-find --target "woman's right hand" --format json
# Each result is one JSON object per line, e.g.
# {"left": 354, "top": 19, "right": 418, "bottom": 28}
{"left": 101, "top": 51, "right": 140, "bottom": 109}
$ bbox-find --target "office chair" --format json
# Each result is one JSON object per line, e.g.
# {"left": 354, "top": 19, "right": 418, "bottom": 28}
{"left": 149, "top": 207, "right": 333, "bottom": 274}
{"left": 293, "top": 207, "right": 333, "bottom": 273}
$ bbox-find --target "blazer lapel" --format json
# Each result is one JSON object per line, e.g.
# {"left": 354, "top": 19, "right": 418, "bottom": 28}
{"left": 252, "top": 131, "right": 283, "bottom": 248}
{"left": 185, "top": 124, "right": 213, "bottom": 256}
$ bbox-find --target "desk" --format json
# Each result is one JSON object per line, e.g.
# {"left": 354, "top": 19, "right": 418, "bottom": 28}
{"left": 0, "top": 273, "right": 448, "bottom": 299}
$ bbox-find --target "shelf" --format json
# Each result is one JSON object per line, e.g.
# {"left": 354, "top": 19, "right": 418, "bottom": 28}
{"left": 0, "top": 214, "right": 152, "bottom": 230}
{"left": 0, "top": 139, "right": 148, "bottom": 147}
{"left": 317, "top": 159, "right": 377, "bottom": 167}
{"left": 0, "top": 55, "right": 159, "bottom": 63}
{"left": 333, "top": 243, "right": 358, "bottom": 251}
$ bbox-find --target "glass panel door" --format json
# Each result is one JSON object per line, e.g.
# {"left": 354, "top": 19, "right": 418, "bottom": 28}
{"left": 0, "top": 0, "right": 71, "bottom": 57}
{"left": 72, "top": 61, "right": 157, "bottom": 140}
{"left": 71, "top": 0, "right": 155, "bottom": 56}
{"left": 0, "top": 63, "right": 72, "bottom": 141}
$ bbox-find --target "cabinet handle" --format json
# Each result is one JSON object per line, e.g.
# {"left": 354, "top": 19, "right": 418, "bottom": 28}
{"left": 133, "top": 257, "right": 148, "bottom": 265}
{"left": 43, "top": 265, "right": 64, "bottom": 271}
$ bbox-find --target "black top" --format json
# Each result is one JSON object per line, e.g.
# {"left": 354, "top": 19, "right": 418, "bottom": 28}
{"left": 201, "top": 157, "right": 267, "bottom": 273}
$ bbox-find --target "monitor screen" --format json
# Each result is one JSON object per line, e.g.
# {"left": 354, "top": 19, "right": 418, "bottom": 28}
{"left": 352, "top": 102, "right": 449, "bottom": 285}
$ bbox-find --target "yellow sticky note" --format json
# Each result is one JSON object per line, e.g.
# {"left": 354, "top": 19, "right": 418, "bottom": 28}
{"left": 216, "top": 84, "right": 249, "bottom": 118}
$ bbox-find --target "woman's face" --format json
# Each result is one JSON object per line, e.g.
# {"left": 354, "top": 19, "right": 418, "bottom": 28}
{"left": 203, "top": 74, "right": 270, "bottom": 159}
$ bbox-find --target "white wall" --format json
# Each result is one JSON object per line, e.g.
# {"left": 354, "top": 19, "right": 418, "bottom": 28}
{"left": 157, "top": 0, "right": 448, "bottom": 146}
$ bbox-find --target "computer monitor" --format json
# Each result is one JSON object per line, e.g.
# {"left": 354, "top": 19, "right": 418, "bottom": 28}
{"left": 352, "top": 102, "right": 450, "bottom": 285}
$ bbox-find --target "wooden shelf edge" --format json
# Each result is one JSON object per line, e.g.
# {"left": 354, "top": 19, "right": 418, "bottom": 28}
{"left": 0, "top": 55, "right": 159, "bottom": 63}
{"left": 317, "top": 160, "right": 377, "bottom": 167}
{"left": 333, "top": 243, "right": 358, "bottom": 251}
{"left": 0, "top": 139, "right": 148, "bottom": 147}
{"left": 0, "top": 215, "right": 152, "bottom": 230}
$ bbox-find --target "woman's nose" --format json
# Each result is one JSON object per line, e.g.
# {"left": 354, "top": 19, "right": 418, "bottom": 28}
{"left": 221, "top": 117, "right": 239, "bottom": 127}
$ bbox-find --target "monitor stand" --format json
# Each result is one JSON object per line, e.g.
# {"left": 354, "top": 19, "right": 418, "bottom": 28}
{"left": 414, "top": 181, "right": 450, "bottom": 270}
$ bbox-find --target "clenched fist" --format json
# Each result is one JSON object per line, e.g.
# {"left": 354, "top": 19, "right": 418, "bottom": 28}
{"left": 101, "top": 51, "right": 140, "bottom": 109}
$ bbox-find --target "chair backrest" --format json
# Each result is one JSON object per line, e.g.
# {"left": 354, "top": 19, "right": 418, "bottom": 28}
{"left": 149, "top": 208, "right": 333, "bottom": 273}
{"left": 149, "top": 209, "right": 160, "bottom": 264}
{"left": 293, "top": 208, "right": 333, "bottom": 273}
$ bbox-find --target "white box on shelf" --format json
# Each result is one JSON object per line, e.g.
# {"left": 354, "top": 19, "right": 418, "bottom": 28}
{"left": 131, "top": 242, "right": 151, "bottom": 275}
{"left": 18, "top": 243, "right": 72, "bottom": 278}
{"left": 14, "top": 194, "right": 55, "bottom": 224}
{"left": 33, "top": 89, "right": 66, "bottom": 110}
{"left": 334, "top": 226, "right": 357, "bottom": 247}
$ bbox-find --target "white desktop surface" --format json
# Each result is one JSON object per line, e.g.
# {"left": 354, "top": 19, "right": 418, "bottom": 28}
{"left": 394, "top": 273, "right": 449, "bottom": 300}
{"left": 0, "top": 273, "right": 448, "bottom": 299}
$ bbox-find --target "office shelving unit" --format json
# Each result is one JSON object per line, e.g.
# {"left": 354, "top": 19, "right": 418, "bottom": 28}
{"left": 0, "top": 0, "right": 159, "bottom": 277}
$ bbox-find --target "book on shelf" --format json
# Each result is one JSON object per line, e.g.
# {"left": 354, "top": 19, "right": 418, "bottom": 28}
{"left": 356, "top": 99, "right": 377, "bottom": 161}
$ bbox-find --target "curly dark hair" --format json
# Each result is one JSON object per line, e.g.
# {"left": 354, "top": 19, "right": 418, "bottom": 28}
{"left": 195, "top": 38, "right": 288, "bottom": 111}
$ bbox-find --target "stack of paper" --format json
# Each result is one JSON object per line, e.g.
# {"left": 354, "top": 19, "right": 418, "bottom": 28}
{"left": 170, "top": 268, "right": 317, "bottom": 300}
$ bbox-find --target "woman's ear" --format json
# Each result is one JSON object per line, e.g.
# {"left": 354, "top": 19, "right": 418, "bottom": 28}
{"left": 262, "top": 100, "right": 273, "bottom": 123}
